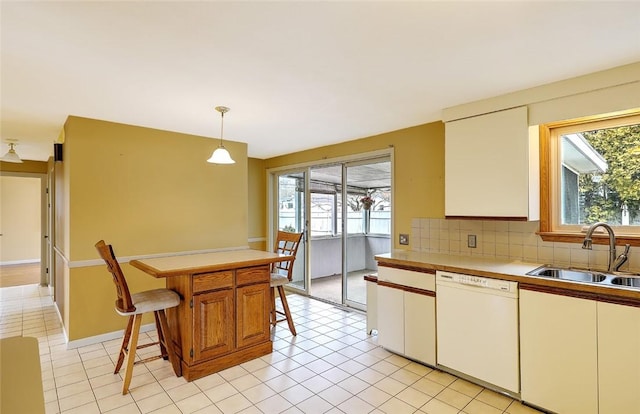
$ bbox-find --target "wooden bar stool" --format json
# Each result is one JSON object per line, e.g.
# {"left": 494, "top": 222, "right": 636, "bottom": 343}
{"left": 95, "top": 240, "right": 181, "bottom": 394}
{"left": 270, "top": 231, "right": 303, "bottom": 335}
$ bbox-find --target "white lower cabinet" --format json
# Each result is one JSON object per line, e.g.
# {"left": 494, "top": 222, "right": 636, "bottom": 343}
{"left": 597, "top": 301, "right": 640, "bottom": 414}
{"left": 404, "top": 291, "right": 436, "bottom": 365}
{"left": 376, "top": 266, "right": 436, "bottom": 366}
{"left": 365, "top": 276, "right": 378, "bottom": 334}
{"left": 520, "top": 289, "right": 598, "bottom": 414}
{"left": 521, "top": 288, "right": 640, "bottom": 414}
{"left": 377, "top": 284, "right": 405, "bottom": 354}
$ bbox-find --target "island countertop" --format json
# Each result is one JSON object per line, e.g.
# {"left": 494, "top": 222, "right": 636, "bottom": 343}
{"left": 130, "top": 249, "right": 291, "bottom": 278}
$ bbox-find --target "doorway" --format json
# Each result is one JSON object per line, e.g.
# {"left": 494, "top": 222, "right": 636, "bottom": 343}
{"left": 0, "top": 173, "right": 48, "bottom": 288}
{"left": 271, "top": 153, "right": 392, "bottom": 310}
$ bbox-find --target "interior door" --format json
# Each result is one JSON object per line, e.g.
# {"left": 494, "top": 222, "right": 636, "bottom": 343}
{"left": 276, "top": 171, "right": 307, "bottom": 293}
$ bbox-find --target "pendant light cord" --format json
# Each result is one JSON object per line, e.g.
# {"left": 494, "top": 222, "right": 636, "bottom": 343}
{"left": 220, "top": 111, "right": 225, "bottom": 147}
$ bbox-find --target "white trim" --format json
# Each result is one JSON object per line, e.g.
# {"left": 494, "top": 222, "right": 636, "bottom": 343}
{"left": 248, "top": 237, "right": 266, "bottom": 243}
{"left": 54, "top": 245, "right": 68, "bottom": 264}
{"left": 66, "top": 323, "right": 156, "bottom": 349}
{"left": 59, "top": 245, "right": 250, "bottom": 268}
{"left": 0, "top": 259, "right": 40, "bottom": 266}
{"left": 442, "top": 63, "right": 640, "bottom": 122}
{"left": 60, "top": 316, "right": 69, "bottom": 345}
{"left": 266, "top": 148, "right": 393, "bottom": 174}
{"left": 562, "top": 133, "right": 608, "bottom": 173}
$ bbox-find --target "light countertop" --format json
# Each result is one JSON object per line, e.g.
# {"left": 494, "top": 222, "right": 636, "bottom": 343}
{"left": 375, "top": 250, "right": 640, "bottom": 301}
{"left": 130, "top": 249, "right": 289, "bottom": 278}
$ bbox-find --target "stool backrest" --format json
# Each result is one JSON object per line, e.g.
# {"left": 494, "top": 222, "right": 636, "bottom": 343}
{"left": 95, "top": 240, "right": 135, "bottom": 313}
{"left": 273, "top": 231, "right": 303, "bottom": 281}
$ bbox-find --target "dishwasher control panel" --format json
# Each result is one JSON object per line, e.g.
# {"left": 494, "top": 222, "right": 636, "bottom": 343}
{"left": 436, "top": 271, "right": 517, "bottom": 293}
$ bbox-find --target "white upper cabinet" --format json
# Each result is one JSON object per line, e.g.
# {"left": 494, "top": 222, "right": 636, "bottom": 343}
{"left": 445, "top": 106, "right": 539, "bottom": 220}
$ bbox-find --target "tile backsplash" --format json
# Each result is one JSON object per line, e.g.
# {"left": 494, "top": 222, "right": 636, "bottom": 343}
{"left": 411, "top": 218, "right": 640, "bottom": 273}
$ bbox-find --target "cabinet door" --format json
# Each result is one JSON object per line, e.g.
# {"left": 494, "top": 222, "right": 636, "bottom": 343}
{"left": 376, "top": 284, "right": 404, "bottom": 354}
{"left": 193, "top": 289, "right": 234, "bottom": 362}
{"left": 597, "top": 302, "right": 640, "bottom": 414}
{"left": 445, "top": 106, "right": 537, "bottom": 219}
{"left": 404, "top": 292, "right": 435, "bottom": 365}
{"left": 520, "top": 289, "right": 598, "bottom": 414}
{"left": 236, "top": 283, "right": 270, "bottom": 349}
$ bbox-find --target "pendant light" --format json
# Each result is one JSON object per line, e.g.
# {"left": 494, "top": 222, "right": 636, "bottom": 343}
{"left": 1, "top": 142, "right": 23, "bottom": 163}
{"left": 207, "top": 106, "right": 235, "bottom": 164}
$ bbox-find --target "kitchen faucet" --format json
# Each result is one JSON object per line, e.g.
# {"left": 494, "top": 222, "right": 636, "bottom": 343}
{"left": 581, "top": 222, "right": 630, "bottom": 272}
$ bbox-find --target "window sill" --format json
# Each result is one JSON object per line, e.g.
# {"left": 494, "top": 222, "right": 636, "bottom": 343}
{"left": 538, "top": 232, "right": 640, "bottom": 247}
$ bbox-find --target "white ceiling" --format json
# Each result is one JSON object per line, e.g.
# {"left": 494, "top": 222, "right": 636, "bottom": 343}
{"left": 2, "top": 1, "right": 639, "bottom": 162}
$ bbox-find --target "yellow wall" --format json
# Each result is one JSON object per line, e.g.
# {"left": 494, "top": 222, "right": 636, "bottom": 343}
{"left": 69, "top": 265, "right": 166, "bottom": 339}
{"left": 65, "top": 116, "right": 248, "bottom": 259}
{"left": 0, "top": 176, "right": 41, "bottom": 262}
{"left": 61, "top": 116, "right": 248, "bottom": 341}
{"left": 262, "top": 122, "right": 445, "bottom": 249}
{"left": 247, "top": 158, "right": 267, "bottom": 251}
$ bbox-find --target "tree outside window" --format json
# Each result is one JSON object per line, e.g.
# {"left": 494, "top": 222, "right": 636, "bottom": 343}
{"left": 560, "top": 123, "right": 640, "bottom": 226}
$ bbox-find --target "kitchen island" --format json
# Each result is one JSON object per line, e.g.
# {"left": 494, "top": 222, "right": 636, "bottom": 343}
{"left": 130, "top": 249, "right": 292, "bottom": 381}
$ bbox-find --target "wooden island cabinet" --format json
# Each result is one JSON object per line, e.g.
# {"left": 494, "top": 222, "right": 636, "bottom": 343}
{"left": 130, "top": 250, "right": 290, "bottom": 381}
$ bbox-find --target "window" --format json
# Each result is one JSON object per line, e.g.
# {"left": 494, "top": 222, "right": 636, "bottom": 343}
{"left": 539, "top": 109, "right": 640, "bottom": 245}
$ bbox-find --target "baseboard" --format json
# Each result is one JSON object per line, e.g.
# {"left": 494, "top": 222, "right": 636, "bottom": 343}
{"left": 50, "top": 287, "right": 157, "bottom": 350}
{"left": 66, "top": 323, "right": 157, "bottom": 349}
{"left": 0, "top": 259, "right": 40, "bottom": 266}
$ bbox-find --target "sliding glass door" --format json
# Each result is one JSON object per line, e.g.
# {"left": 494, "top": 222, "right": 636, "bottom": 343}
{"left": 344, "top": 160, "right": 391, "bottom": 308}
{"left": 276, "top": 171, "right": 307, "bottom": 292}
{"left": 271, "top": 154, "right": 392, "bottom": 310}
{"left": 308, "top": 165, "right": 343, "bottom": 303}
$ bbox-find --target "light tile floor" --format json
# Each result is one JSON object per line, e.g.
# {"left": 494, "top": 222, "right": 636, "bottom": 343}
{"left": 0, "top": 284, "right": 544, "bottom": 414}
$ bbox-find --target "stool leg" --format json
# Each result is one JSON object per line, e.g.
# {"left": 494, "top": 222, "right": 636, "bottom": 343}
{"left": 270, "top": 287, "right": 277, "bottom": 327}
{"left": 157, "top": 309, "right": 181, "bottom": 377}
{"left": 153, "top": 311, "right": 168, "bottom": 359}
{"left": 122, "top": 314, "right": 142, "bottom": 395}
{"left": 115, "top": 316, "right": 134, "bottom": 374}
{"left": 277, "top": 286, "right": 296, "bottom": 335}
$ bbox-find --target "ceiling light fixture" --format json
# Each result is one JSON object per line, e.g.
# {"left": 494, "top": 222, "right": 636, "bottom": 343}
{"left": 1, "top": 142, "right": 23, "bottom": 163}
{"left": 207, "top": 106, "right": 235, "bottom": 164}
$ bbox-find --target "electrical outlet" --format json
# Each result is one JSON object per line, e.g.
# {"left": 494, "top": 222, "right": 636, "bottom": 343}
{"left": 468, "top": 234, "right": 477, "bottom": 248}
{"left": 399, "top": 234, "right": 409, "bottom": 245}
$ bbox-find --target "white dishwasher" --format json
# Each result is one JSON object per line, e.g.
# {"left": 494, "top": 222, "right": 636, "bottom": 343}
{"left": 436, "top": 271, "right": 519, "bottom": 395}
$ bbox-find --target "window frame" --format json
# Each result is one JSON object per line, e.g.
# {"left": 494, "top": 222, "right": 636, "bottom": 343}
{"left": 538, "top": 108, "right": 640, "bottom": 247}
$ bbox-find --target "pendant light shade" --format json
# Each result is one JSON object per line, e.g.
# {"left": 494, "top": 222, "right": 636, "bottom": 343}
{"left": 207, "top": 106, "right": 235, "bottom": 164}
{"left": 1, "top": 142, "right": 23, "bottom": 163}
{"left": 207, "top": 146, "right": 235, "bottom": 164}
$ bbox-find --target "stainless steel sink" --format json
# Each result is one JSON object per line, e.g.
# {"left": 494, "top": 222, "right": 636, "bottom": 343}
{"left": 527, "top": 266, "right": 607, "bottom": 283}
{"left": 527, "top": 266, "right": 640, "bottom": 289}
{"left": 610, "top": 276, "right": 640, "bottom": 288}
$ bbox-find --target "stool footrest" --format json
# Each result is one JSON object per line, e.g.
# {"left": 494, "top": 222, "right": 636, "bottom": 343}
{"left": 136, "top": 341, "right": 160, "bottom": 351}
{"left": 134, "top": 354, "right": 164, "bottom": 366}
